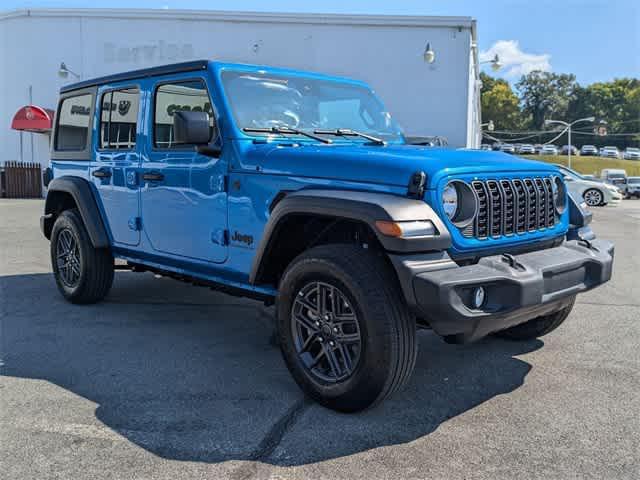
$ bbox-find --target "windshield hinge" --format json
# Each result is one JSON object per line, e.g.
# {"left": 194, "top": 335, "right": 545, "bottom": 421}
{"left": 407, "top": 171, "right": 427, "bottom": 199}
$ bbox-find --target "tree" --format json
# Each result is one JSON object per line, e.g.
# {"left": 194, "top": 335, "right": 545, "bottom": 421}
{"left": 516, "top": 71, "right": 577, "bottom": 129}
{"left": 480, "top": 73, "right": 523, "bottom": 131}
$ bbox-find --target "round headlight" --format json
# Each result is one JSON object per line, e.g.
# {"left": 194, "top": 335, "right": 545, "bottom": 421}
{"left": 442, "top": 181, "right": 478, "bottom": 226}
{"left": 442, "top": 183, "right": 459, "bottom": 219}
{"left": 553, "top": 176, "right": 567, "bottom": 214}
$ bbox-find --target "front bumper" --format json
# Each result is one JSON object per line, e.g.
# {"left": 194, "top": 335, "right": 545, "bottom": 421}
{"left": 391, "top": 239, "right": 614, "bottom": 343}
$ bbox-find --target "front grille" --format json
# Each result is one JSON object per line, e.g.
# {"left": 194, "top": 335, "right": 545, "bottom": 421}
{"left": 468, "top": 176, "right": 557, "bottom": 239}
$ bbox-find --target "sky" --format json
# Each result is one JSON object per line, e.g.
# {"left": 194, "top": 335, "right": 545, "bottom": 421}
{"left": 2, "top": 0, "right": 639, "bottom": 85}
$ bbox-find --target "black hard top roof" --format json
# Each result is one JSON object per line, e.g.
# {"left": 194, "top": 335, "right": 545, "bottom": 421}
{"left": 59, "top": 60, "right": 209, "bottom": 93}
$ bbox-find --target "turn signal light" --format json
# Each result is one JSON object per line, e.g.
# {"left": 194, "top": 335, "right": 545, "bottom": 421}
{"left": 375, "top": 220, "right": 436, "bottom": 238}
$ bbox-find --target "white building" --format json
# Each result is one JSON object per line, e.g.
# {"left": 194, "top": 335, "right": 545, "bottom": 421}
{"left": 0, "top": 8, "right": 481, "bottom": 168}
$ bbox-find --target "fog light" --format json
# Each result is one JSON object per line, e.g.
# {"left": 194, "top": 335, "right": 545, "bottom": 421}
{"left": 472, "top": 287, "right": 486, "bottom": 309}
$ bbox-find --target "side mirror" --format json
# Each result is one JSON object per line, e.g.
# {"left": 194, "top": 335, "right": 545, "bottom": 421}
{"left": 173, "top": 111, "right": 213, "bottom": 145}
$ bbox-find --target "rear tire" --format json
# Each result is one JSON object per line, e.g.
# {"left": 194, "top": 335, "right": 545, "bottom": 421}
{"left": 51, "top": 208, "right": 114, "bottom": 304}
{"left": 494, "top": 296, "right": 576, "bottom": 341}
{"left": 276, "top": 244, "right": 417, "bottom": 412}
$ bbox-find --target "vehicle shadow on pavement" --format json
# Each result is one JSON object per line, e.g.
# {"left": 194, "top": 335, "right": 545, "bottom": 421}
{"left": 0, "top": 272, "right": 543, "bottom": 466}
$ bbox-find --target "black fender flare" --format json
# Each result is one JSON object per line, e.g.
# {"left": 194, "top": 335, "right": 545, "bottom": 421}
{"left": 249, "top": 189, "right": 451, "bottom": 284}
{"left": 42, "top": 176, "right": 110, "bottom": 248}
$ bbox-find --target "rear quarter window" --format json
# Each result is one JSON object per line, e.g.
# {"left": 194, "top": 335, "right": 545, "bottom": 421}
{"left": 55, "top": 93, "right": 93, "bottom": 151}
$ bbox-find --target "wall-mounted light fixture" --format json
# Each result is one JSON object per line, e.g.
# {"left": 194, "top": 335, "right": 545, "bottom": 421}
{"left": 423, "top": 43, "right": 436, "bottom": 64}
{"left": 480, "top": 54, "right": 502, "bottom": 72}
{"left": 58, "top": 62, "right": 80, "bottom": 80}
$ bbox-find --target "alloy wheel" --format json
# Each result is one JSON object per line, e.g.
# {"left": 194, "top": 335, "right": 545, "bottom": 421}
{"left": 56, "top": 228, "right": 81, "bottom": 287}
{"left": 584, "top": 189, "right": 603, "bottom": 206}
{"left": 290, "top": 281, "right": 362, "bottom": 383}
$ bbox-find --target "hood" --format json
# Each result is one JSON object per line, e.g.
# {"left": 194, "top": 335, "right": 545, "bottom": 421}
{"left": 243, "top": 143, "right": 559, "bottom": 189}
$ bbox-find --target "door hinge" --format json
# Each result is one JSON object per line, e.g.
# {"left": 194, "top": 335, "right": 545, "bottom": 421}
{"left": 217, "top": 174, "right": 229, "bottom": 192}
{"left": 212, "top": 229, "right": 229, "bottom": 246}
{"left": 128, "top": 217, "right": 142, "bottom": 231}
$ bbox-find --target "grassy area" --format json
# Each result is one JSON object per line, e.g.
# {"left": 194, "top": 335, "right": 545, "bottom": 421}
{"left": 521, "top": 155, "right": 640, "bottom": 176}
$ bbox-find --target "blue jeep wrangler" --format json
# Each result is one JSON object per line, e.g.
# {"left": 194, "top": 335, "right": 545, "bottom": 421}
{"left": 41, "top": 60, "right": 614, "bottom": 412}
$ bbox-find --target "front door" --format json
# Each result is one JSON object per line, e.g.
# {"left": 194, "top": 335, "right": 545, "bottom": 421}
{"left": 91, "top": 86, "right": 142, "bottom": 246}
{"left": 140, "top": 77, "right": 228, "bottom": 263}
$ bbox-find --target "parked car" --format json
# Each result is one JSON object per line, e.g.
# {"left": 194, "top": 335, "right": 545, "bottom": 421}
{"left": 480, "top": 143, "right": 492, "bottom": 151}
{"left": 557, "top": 165, "right": 623, "bottom": 207}
{"left": 534, "top": 144, "right": 544, "bottom": 154}
{"left": 601, "top": 168, "right": 628, "bottom": 194}
{"left": 518, "top": 144, "right": 535, "bottom": 154}
{"left": 500, "top": 143, "right": 516, "bottom": 153}
{"left": 580, "top": 145, "right": 599, "bottom": 156}
{"left": 623, "top": 147, "right": 640, "bottom": 160}
{"left": 560, "top": 145, "right": 579, "bottom": 156}
{"left": 40, "top": 60, "right": 614, "bottom": 412}
{"left": 626, "top": 177, "right": 640, "bottom": 198}
{"left": 600, "top": 146, "right": 620, "bottom": 159}
{"left": 540, "top": 144, "right": 559, "bottom": 155}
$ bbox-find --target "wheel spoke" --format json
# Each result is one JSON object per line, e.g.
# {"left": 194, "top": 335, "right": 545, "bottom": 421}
{"left": 324, "top": 344, "right": 342, "bottom": 378}
{"left": 308, "top": 347, "right": 327, "bottom": 369}
{"left": 293, "top": 312, "right": 320, "bottom": 333}
{"left": 296, "top": 296, "right": 320, "bottom": 317}
{"left": 299, "top": 333, "right": 317, "bottom": 353}
{"left": 337, "top": 332, "right": 361, "bottom": 344}
{"left": 337, "top": 343, "right": 354, "bottom": 373}
{"left": 318, "top": 283, "right": 327, "bottom": 316}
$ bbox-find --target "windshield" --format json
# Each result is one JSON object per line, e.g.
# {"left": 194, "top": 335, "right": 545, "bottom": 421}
{"left": 628, "top": 178, "right": 640, "bottom": 184}
{"left": 221, "top": 70, "right": 405, "bottom": 143}
{"left": 559, "top": 166, "right": 582, "bottom": 180}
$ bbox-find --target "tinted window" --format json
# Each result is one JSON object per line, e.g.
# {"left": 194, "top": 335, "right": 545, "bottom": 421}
{"left": 55, "top": 93, "right": 92, "bottom": 151}
{"left": 100, "top": 88, "right": 139, "bottom": 150}
{"left": 154, "top": 80, "right": 213, "bottom": 148}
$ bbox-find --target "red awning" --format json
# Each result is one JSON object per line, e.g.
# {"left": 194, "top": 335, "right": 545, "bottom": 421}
{"left": 11, "top": 105, "right": 55, "bottom": 133}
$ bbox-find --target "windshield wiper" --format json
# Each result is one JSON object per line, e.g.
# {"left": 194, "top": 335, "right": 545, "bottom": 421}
{"left": 243, "top": 126, "right": 332, "bottom": 144}
{"left": 313, "top": 128, "right": 385, "bottom": 146}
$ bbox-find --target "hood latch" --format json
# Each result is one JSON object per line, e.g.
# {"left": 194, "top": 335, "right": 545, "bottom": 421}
{"left": 407, "top": 171, "right": 427, "bottom": 199}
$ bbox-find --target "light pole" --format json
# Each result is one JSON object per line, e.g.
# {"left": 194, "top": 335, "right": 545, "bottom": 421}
{"left": 545, "top": 117, "right": 595, "bottom": 168}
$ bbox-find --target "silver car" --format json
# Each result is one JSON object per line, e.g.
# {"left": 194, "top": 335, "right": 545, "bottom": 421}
{"left": 540, "top": 144, "right": 559, "bottom": 155}
{"left": 518, "top": 144, "right": 535, "bottom": 154}
{"left": 623, "top": 147, "right": 640, "bottom": 160}
{"left": 500, "top": 144, "right": 516, "bottom": 154}
{"left": 600, "top": 146, "right": 620, "bottom": 159}
{"left": 627, "top": 177, "right": 640, "bottom": 198}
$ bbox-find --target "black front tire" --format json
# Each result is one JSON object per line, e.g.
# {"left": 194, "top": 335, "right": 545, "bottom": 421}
{"left": 276, "top": 244, "right": 417, "bottom": 412}
{"left": 494, "top": 296, "right": 576, "bottom": 341}
{"left": 51, "top": 208, "right": 114, "bottom": 304}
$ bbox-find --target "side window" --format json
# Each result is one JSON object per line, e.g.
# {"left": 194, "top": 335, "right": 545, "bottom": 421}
{"left": 55, "top": 93, "right": 92, "bottom": 151}
{"left": 100, "top": 88, "right": 139, "bottom": 150}
{"left": 154, "top": 80, "right": 213, "bottom": 148}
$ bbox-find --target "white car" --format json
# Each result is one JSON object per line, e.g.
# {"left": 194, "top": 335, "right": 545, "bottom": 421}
{"left": 600, "top": 146, "right": 620, "bottom": 159}
{"left": 556, "top": 165, "right": 622, "bottom": 207}
{"left": 540, "top": 144, "right": 559, "bottom": 155}
{"left": 623, "top": 147, "right": 640, "bottom": 160}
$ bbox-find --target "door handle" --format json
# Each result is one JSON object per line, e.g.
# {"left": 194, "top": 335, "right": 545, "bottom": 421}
{"left": 92, "top": 169, "right": 112, "bottom": 179}
{"left": 142, "top": 172, "right": 165, "bottom": 182}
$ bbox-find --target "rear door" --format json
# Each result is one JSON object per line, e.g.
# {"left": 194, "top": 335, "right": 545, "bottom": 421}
{"left": 91, "top": 86, "right": 142, "bottom": 246}
{"left": 140, "top": 76, "right": 228, "bottom": 263}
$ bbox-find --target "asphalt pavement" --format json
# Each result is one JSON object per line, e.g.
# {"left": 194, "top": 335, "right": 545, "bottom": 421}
{"left": 1, "top": 199, "right": 638, "bottom": 479}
